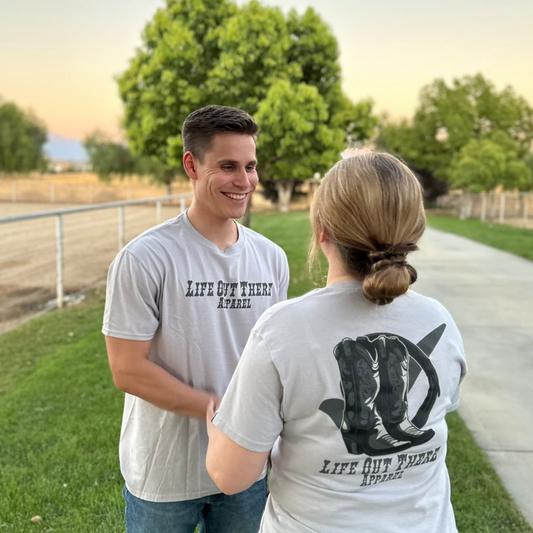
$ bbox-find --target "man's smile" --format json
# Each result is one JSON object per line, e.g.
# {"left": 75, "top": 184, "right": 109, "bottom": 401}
{"left": 222, "top": 192, "right": 247, "bottom": 200}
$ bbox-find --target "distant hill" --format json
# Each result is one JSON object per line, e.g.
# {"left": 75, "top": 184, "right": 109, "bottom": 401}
{"left": 44, "top": 134, "right": 88, "bottom": 162}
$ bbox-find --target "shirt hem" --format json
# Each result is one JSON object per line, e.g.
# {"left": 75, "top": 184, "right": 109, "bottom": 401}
{"left": 212, "top": 416, "right": 274, "bottom": 453}
{"left": 125, "top": 473, "right": 267, "bottom": 503}
{"left": 101, "top": 328, "right": 155, "bottom": 341}
{"left": 447, "top": 400, "right": 460, "bottom": 413}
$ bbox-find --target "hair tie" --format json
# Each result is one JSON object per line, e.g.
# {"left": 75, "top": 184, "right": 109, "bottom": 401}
{"left": 368, "top": 242, "right": 419, "bottom": 264}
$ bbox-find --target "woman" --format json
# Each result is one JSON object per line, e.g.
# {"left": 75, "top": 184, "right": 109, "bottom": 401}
{"left": 206, "top": 152, "right": 467, "bottom": 533}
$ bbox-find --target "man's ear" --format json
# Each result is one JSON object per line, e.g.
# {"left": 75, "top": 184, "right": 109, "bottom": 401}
{"left": 183, "top": 152, "right": 198, "bottom": 180}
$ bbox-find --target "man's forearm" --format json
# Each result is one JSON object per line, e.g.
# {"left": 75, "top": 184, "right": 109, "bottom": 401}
{"left": 106, "top": 336, "right": 219, "bottom": 418}
{"left": 121, "top": 359, "right": 218, "bottom": 418}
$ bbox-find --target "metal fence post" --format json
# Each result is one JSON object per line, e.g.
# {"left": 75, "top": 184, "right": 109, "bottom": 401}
{"left": 56, "top": 214, "right": 64, "bottom": 309}
{"left": 0, "top": 193, "right": 194, "bottom": 326}
{"left": 156, "top": 201, "right": 162, "bottom": 224}
{"left": 118, "top": 206, "right": 125, "bottom": 251}
{"left": 499, "top": 193, "right": 506, "bottom": 224}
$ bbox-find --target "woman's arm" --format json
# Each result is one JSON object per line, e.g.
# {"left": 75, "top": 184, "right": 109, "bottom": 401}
{"left": 206, "top": 399, "right": 270, "bottom": 495}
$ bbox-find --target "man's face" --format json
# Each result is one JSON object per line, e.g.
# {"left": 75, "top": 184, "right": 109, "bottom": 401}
{"left": 190, "top": 133, "right": 258, "bottom": 221}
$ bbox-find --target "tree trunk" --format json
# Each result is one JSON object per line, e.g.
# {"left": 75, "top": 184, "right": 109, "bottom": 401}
{"left": 488, "top": 190, "right": 495, "bottom": 228}
{"left": 165, "top": 172, "right": 173, "bottom": 205}
{"left": 466, "top": 192, "right": 473, "bottom": 218}
{"left": 165, "top": 171, "right": 173, "bottom": 197}
{"left": 242, "top": 196, "right": 252, "bottom": 228}
{"left": 459, "top": 191, "right": 466, "bottom": 220}
{"left": 276, "top": 181, "right": 294, "bottom": 213}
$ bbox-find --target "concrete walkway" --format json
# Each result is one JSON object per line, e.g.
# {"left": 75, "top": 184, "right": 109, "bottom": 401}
{"left": 411, "top": 227, "right": 533, "bottom": 526}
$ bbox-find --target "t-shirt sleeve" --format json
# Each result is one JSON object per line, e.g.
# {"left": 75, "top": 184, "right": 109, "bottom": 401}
{"left": 278, "top": 249, "right": 290, "bottom": 302}
{"left": 446, "top": 322, "right": 468, "bottom": 413}
{"left": 213, "top": 330, "right": 283, "bottom": 452}
{"left": 102, "top": 250, "right": 160, "bottom": 341}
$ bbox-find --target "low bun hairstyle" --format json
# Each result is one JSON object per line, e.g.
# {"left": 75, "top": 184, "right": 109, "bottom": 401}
{"left": 310, "top": 152, "right": 426, "bottom": 305}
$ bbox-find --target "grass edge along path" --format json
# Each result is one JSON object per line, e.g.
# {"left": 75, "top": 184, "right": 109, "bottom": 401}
{"left": 426, "top": 215, "right": 533, "bottom": 262}
{"left": 0, "top": 211, "right": 531, "bottom": 532}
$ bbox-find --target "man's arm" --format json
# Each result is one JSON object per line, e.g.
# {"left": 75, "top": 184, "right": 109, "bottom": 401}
{"left": 105, "top": 336, "right": 220, "bottom": 419}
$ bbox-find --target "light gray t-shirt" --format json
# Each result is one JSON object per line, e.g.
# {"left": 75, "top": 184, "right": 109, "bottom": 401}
{"left": 102, "top": 212, "right": 289, "bottom": 502}
{"left": 214, "top": 281, "right": 467, "bottom": 533}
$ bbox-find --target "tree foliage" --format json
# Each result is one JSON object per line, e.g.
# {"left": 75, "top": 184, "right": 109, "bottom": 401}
{"left": 256, "top": 80, "right": 343, "bottom": 211}
{"left": 117, "top": 0, "right": 238, "bottom": 180}
{"left": 526, "top": 152, "right": 533, "bottom": 176}
{"left": 117, "top": 0, "right": 378, "bottom": 208}
{"left": 83, "top": 131, "right": 166, "bottom": 183}
{"left": 84, "top": 131, "right": 136, "bottom": 181}
{"left": 0, "top": 98, "right": 47, "bottom": 173}
{"left": 207, "top": 1, "right": 293, "bottom": 114}
{"left": 379, "top": 74, "right": 533, "bottom": 194}
{"left": 450, "top": 132, "right": 532, "bottom": 192}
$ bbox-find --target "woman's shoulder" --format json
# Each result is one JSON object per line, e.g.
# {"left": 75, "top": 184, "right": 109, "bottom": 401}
{"left": 402, "top": 289, "right": 456, "bottom": 321}
{"left": 253, "top": 287, "right": 326, "bottom": 329}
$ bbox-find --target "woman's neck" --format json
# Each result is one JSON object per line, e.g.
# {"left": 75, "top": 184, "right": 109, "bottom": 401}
{"left": 326, "top": 264, "right": 361, "bottom": 286}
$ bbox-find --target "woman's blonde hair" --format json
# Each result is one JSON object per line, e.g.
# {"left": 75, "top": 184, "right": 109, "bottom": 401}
{"left": 310, "top": 152, "right": 426, "bottom": 305}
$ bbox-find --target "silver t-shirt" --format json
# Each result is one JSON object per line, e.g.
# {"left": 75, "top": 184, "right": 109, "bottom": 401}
{"left": 103, "top": 212, "right": 289, "bottom": 502}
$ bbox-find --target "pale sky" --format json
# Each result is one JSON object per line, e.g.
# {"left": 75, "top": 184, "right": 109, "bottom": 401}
{"left": 1, "top": 0, "right": 532, "bottom": 141}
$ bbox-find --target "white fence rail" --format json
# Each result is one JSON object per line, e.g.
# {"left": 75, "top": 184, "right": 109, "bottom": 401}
{"left": 0, "top": 177, "right": 191, "bottom": 204}
{"left": 0, "top": 194, "right": 193, "bottom": 334}
{"left": 436, "top": 192, "right": 533, "bottom": 228}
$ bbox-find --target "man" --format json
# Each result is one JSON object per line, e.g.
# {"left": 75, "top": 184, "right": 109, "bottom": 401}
{"left": 103, "top": 105, "right": 289, "bottom": 533}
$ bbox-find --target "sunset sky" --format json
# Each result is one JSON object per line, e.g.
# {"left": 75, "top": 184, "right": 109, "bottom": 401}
{"left": 1, "top": 0, "right": 532, "bottom": 143}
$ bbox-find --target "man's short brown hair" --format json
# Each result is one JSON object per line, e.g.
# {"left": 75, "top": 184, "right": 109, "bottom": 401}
{"left": 182, "top": 105, "right": 258, "bottom": 162}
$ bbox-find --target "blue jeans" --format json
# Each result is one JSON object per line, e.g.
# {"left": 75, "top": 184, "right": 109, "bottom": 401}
{"left": 123, "top": 478, "right": 267, "bottom": 533}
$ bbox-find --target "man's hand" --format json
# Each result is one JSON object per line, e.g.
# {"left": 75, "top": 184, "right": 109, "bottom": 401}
{"left": 206, "top": 397, "right": 222, "bottom": 442}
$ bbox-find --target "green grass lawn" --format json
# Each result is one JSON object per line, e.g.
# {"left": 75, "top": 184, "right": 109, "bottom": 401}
{"left": 0, "top": 211, "right": 531, "bottom": 532}
{"left": 427, "top": 215, "right": 533, "bottom": 261}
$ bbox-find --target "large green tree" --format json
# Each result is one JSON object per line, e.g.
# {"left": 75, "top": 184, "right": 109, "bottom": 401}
{"left": 379, "top": 74, "right": 533, "bottom": 195}
{"left": 117, "top": 0, "right": 377, "bottom": 207}
{"left": 255, "top": 80, "right": 344, "bottom": 212}
{"left": 117, "top": 0, "right": 238, "bottom": 188}
{"left": 450, "top": 131, "right": 532, "bottom": 193}
{"left": 0, "top": 98, "right": 47, "bottom": 173}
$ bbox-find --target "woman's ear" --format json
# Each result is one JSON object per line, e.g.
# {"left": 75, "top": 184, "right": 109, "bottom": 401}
{"left": 319, "top": 229, "right": 330, "bottom": 244}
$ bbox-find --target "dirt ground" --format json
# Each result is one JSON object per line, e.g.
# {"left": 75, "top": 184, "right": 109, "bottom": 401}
{"left": 0, "top": 201, "right": 193, "bottom": 335}
{"left": 0, "top": 194, "right": 303, "bottom": 335}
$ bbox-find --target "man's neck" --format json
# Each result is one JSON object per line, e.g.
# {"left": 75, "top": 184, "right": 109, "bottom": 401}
{"left": 187, "top": 203, "right": 239, "bottom": 251}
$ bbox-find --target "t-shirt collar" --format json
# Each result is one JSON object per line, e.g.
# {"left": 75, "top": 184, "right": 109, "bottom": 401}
{"left": 181, "top": 210, "right": 245, "bottom": 255}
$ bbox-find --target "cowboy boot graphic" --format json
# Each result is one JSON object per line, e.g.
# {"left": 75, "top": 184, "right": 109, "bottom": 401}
{"left": 320, "top": 325, "right": 445, "bottom": 456}
{"left": 333, "top": 338, "right": 412, "bottom": 456}
{"left": 367, "top": 334, "right": 440, "bottom": 447}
